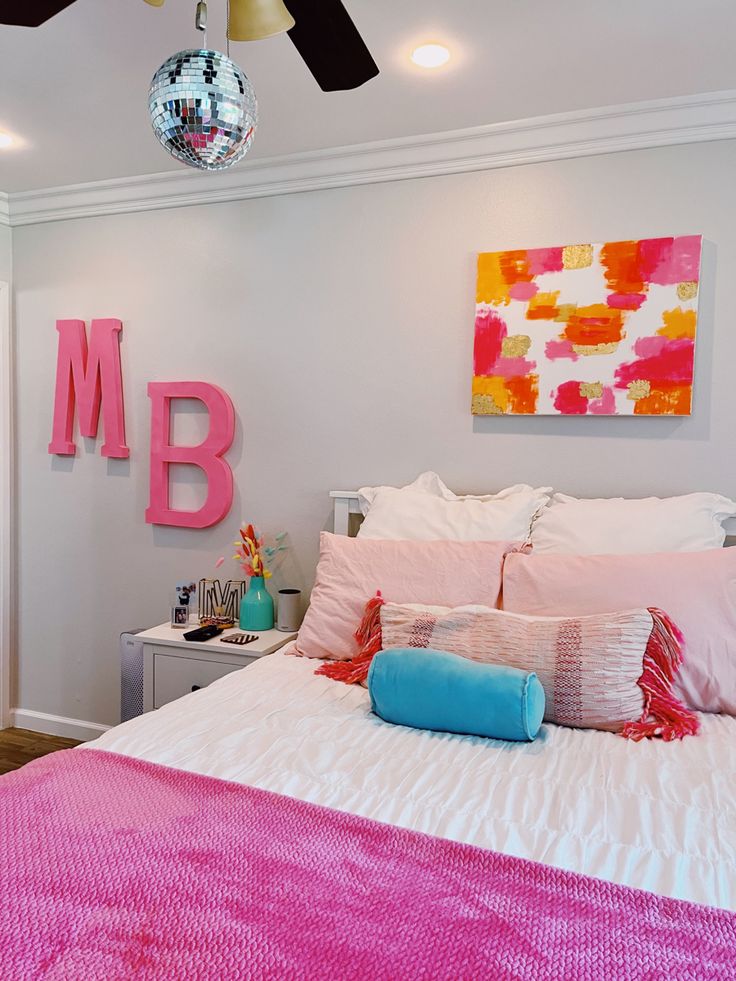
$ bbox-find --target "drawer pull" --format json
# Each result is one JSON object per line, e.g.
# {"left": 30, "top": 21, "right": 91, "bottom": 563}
{"left": 191, "top": 685, "right": 202, "bottom": 692}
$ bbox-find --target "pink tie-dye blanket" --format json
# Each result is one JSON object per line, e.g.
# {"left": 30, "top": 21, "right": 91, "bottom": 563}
{"left": 0, "top": 749, "right": 733, "bottom": 980}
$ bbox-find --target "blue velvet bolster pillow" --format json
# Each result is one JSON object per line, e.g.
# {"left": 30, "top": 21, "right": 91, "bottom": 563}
{"left": 367, "top": 648, "right": 545, "bottom": 742}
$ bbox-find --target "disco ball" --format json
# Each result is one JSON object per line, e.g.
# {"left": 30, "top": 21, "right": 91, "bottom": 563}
{"left": 149, "top": 49, "right": 257, "bottom": 171}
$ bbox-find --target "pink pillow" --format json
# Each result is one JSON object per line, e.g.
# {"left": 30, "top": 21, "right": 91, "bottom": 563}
{"left": 502, "top": 549, "right": 736, "bottom": 715}
{"left": 316, "top": 596, "right": 699, "bottom": 740}
{"left": 378, "top": 602, "right": 697, "bottom": 739}
{"left": 296, "top": 533, "right": 519, "bottom": 661}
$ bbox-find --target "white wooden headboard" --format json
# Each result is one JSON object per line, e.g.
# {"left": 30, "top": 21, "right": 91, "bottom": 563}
{"left": 329, "top": 491, "right": 361, "bottom": 536}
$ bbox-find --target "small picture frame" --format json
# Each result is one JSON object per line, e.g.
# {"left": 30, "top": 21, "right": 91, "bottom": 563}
{"left": 175, "top": 581, "right": 197, "bottom": 607}
{"left": 171, "top": 605, "right": 189, "bottom": 628}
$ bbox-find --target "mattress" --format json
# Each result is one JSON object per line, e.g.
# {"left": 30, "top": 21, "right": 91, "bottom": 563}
{"left": 88, "top": 647, "right": 736, "bottom": 912}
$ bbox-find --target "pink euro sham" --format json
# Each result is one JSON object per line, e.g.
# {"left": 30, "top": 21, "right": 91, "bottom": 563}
{"left": 502, "top": 549, "right": 736, "bottom": 715}
{"left": 295, "top": 533, "right": 519, "bottom": 661}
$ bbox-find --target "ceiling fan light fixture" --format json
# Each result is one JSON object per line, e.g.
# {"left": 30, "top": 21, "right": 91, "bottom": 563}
{"left": 227, "top": 0, "right": 295, "bottom": 42}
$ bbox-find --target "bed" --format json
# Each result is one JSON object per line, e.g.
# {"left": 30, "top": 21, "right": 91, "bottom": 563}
{"left": 91, "top": 645, "right": 736, "bottom": 912}
{"left": 1, "top": 491, "right": 735, "bottom": 979}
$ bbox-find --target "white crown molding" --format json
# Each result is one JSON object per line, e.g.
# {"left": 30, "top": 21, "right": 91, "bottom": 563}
{"left": 0, "top": 193, "right": 9, "bottom": 227}
{"left": 5, "top": 90, "right": 736, "bottom": 227}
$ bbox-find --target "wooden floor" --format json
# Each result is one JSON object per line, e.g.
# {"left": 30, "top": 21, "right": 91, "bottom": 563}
{"left": 0, "top": 728, "right": 81, "bottom": 775}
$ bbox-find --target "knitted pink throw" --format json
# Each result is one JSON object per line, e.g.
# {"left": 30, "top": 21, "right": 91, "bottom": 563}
{"left": 1, "top": 749, "right": 733, "bottom": 980}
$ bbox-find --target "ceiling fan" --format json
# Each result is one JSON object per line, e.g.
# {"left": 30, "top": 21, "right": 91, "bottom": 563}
{"left": 0, "top": 0, "right": 379, "bottom": 92}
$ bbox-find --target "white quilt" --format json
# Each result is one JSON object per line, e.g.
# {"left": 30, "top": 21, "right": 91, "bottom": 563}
{"left": 88, "top": 648, "right": 736, "bottom": 911}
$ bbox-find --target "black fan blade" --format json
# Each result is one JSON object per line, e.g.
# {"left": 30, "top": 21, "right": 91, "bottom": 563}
{"left": 0, "top": 0, "right": 77, "bottom": 26}
{"left": 284, "top": 0, "right": 378, "bottom": 92}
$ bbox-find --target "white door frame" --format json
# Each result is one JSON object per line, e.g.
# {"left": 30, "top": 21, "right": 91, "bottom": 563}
{"left": 0, "top": 280, "right": 12, "bottom": 729}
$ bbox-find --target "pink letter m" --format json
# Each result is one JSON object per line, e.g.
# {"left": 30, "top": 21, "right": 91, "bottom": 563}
{"left": 48, "top": 318, "right": 129, "bottom": 458}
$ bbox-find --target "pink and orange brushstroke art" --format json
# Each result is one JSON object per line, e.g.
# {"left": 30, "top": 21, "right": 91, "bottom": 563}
{"left": 472, "top": 236, "right": 702, "bottom": 416}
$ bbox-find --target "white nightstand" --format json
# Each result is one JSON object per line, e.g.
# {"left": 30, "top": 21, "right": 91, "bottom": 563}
{"left": 139, "top": 621, "right": 297, "bottom": 712}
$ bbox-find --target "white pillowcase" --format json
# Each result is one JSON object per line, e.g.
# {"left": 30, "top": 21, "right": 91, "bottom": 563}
{"left": 530, "top": 492, "right": 736, "bottom": 554}
{"left": 357, "top": 472, "right": 551, "bottom": 542}
{"left": 358, "top": 471, "right": 449, "bottom": 512}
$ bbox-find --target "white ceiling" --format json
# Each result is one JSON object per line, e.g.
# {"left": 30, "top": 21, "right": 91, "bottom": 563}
{"left": 1, "top": 0, "right": 735, "bottom": 193}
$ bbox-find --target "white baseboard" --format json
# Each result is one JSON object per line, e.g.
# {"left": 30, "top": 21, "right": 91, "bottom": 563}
{"left": 9, "top": 708, "right": 111, "bottom": 743}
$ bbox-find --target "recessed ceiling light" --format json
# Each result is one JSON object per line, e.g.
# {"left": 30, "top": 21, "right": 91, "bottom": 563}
{"left": 0, "top": 132, "right": 13, "bottom": 149}
{"left": 411, "top": 43, "right": 451, "bottom": 69}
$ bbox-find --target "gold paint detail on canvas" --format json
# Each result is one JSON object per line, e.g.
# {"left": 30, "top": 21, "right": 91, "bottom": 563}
{"left": 677, "top": 281, "right": 698, "bottom": 301}
{"left": 562, "top": 244, "right": 593, "bottom": 269}
{"left": 579, "top": 381, "right": 603, "bottom": 399}
{"left": 554, "top": 304, "right": 577, "bottom": 323}
{"left": 572, "top": 341, "right": 620, "bottom": 356}
{"left": 501, "top": 335, "right": 532, "bottom": 358}
{"left": 627, "top": 379, "right": 651, "bottom": 401}
{"left": 472, "top": 393, "right": 503, "bottom": 415}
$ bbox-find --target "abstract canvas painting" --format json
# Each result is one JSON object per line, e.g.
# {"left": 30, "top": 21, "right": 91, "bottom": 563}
{"left": 472, "top": 235, "right": 702, "bottom": 416}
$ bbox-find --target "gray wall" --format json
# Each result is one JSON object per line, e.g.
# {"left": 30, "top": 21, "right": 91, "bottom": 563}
{"left": 11, "top": 139, "right": 736, "bottom": 726}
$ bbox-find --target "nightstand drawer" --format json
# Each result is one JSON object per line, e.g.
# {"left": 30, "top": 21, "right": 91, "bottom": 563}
{"left": 139, "top": 626, "right": 295, "bottom": 717}
{"left": 153, "top": 653, "right": 249, "bottom": 709}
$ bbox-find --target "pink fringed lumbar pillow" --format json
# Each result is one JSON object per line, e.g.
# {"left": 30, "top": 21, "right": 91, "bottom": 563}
{"left": 318, "top": 597, "right": 699, "bottom": 741}
{"left": 295, "top": 534, "right": 520, "bottom": 661}
{"left": 502, "top": 549, "right": 736, "bottom": 715}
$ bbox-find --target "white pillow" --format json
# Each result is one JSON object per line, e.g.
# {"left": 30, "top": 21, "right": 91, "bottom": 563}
{"left": 358, "top": 471, "right": 548, "bottom": 511}
{"left": 357, "top": 472, "right": 551, "bottom": 542}
{"left": 357, "top": 471, "right": 449, "bottom": 513}
{"left": 530, "top": 492, "right": 736, "bottom": 554}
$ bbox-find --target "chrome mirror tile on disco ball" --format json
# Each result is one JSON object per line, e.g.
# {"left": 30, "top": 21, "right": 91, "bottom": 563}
{"left": 149, "top": 49, "right": 257, "bottom": 171}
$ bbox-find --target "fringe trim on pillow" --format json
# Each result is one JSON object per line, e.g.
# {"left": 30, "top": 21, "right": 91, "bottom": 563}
{"left": 315, "top": 592, "right": 385, "bottom": 685}
{"left": 621, "top": 608, "right": 700, "bottom": 742}
{"left": 317, "top": 599, "right": 700, "bottom": 742}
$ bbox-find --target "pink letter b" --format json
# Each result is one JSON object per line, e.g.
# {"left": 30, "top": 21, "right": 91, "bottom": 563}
{"left": 145, "top": 382, "right": 235, "bottom": 529}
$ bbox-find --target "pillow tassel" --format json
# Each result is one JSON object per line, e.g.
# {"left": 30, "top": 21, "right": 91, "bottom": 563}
{"left": 621, "top": 608, "right": 700, "bottom": 742}
{"left": 315, "top": 592, "right": 384, "bottom": 685}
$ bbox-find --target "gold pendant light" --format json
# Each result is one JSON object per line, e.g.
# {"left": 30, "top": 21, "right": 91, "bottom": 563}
{"left": 142, "top": 0, "right": 166, "bottom": 7}
{"left": 227, "top": 0, "right": 295, "bottom": 42}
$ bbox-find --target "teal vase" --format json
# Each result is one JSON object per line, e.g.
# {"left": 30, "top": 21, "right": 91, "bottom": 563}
{"left": 239, "top": 576, "right": 274, "bottom": 631}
